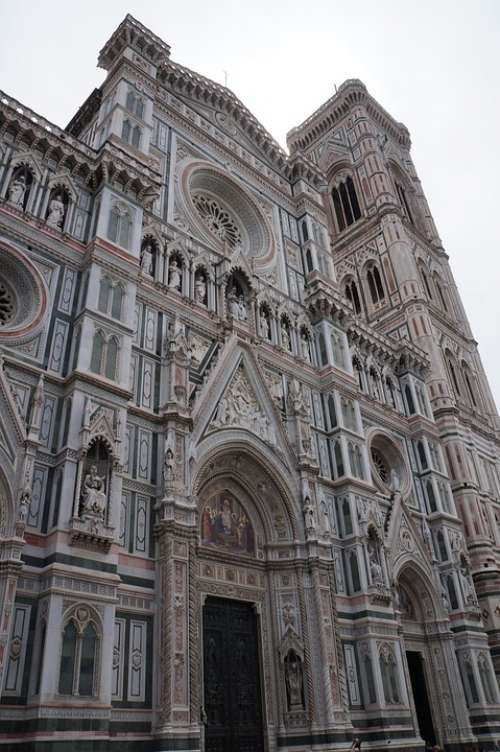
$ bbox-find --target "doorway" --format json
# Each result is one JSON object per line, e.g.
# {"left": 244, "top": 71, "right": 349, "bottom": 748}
{"left": 406, "top": 650, "right": 437, "bottom": 746}
{"left": 203, "top": 596, "right": 264, "bottom": 752}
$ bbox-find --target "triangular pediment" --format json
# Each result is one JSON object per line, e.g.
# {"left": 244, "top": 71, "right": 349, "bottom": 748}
{"left": 192, "top": 339, "right": 295, "bottom": 470}
{"left": 385, "top": 494, "right": 433, "bottom": 577}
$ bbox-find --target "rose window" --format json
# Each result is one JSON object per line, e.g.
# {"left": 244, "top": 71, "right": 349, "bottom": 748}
{"left": 192, "top": 192, "right": 242, "bottom": 249}
{"left": 371, "top": 448, "right": 389, "bottom": 483}
{"left": 0, "top": 282, "right": 15, "bottom": 326}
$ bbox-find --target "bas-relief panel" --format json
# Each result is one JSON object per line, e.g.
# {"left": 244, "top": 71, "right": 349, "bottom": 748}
{"left": 201, "top": 491, "right": 255, "bottom": 555}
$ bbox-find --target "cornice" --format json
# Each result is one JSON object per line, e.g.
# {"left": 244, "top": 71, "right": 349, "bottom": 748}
{"left": 287, "top": 79, "right": 411, "bottom": 154}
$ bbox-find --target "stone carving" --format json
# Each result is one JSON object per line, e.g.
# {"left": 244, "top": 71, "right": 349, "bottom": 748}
{"left": 282, "top": 603, "right": 296, "bottom": 628}
{"left": 301, "top": 332, "right": 311, "bottom": 362}
{"left": 141, "top": 243, "right": 154, "bottom": 276}
{"left": 46, "top": 193, "right": 65, "bottom": 228}
{"left": 227, "top": 286, "right": 246, "bottom": 320}
{"left": 162, "top": 447, "right": 175, "bottom": 490}
{"left": 281, "top": 320, "right": 291, "bottom": 351}
{"left": 368, "top": 539, "right": 383, "bottom": 584}
{"left": 259, "top": 308, "right": 271, "bottom": 339}
{"left": 18, "top": 486, "right": 31, "bottom": 524}
{"left": 168, "top": 258, "right": 182, "bottom": 290}
{"left": 8, "top": 174, "right": 27, "bottom": 208}
{"left": 81, "top": 465, "right": 107, "bottom": 518}
{"left": 194, "top": 273, "right": 207, "bottom": 305}
{"left": 284, "top": 650, "right": 304, "bottom": 710}
{"left": 303, "top": 496, "right": 315, "bottom": 534}
{"left": 210, "top": 365, "right": 275, "bottom": 445}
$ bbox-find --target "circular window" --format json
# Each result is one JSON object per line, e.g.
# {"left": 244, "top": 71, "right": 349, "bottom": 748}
{"left": 368, "top": 430, "right": 411, "bottom": 497}
{"left": 192, "top": 192, "right": 242, "bottom": 249}
{"left": 0, "top": 242, "right": 48, "bottom": 343}
{"left": 180, "top": 162, "right": 276, "bottom": 267}
{"left": 371, "top": 447, "right": 389, "bottom": 483}
{"left": 0, "top": 281, "right": 15, "bottom": 326}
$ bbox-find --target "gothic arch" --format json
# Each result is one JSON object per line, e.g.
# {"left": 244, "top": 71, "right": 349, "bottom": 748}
{"left": 394, "top": 560, "right": 443, "bottom": 622}
{"left": 192, "top": 441, "right": 301, "bottom": 543}
{"left": 0, "top": 466, "right": 15, "bottom": 534}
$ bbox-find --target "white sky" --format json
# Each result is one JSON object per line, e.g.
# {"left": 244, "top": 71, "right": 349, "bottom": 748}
{"left": 1, "top": 0, "right": 499, "bottom": 410}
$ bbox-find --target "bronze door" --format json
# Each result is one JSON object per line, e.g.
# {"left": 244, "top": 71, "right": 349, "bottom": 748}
{"left": 203, "top": 596, "right": 264, "bottom": 752}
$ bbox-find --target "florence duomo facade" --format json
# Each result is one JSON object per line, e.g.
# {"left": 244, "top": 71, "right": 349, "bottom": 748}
{"left": 1, "top": 13, "right": 500, "bottom": 752}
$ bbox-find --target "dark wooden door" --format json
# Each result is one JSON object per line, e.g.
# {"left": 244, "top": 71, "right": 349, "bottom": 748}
{"left": 203, "top": 597, "right": 264, "bottom": 752}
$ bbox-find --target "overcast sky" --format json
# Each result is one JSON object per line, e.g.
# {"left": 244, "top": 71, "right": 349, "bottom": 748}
{"left": 1, "top": 0, "right": 499, "bottom": 409}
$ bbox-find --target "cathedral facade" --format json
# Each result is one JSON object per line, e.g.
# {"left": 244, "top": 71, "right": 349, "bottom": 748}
{"left": 1, "top": 14, "right": 500, "bottom": 752}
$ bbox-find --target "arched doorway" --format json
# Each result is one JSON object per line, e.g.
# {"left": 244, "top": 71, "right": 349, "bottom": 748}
{"left": 194, "top": 447, "right": 300, "bottom": 752}
{"left": 396, "top": 564, "right": 457, "bottom": 748}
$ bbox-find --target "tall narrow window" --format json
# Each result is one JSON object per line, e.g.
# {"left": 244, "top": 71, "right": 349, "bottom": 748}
{"left": 131, "top": 125, "right": 142, "bottom": 149}
{"left": 121, "top": 119, "right": 131, "bottom": 143}
{"left": 417, "top": 441, "right": 428, "bottom": 470}
{"left": 463, "top": 369, "right": 477, "bottom": 408}
{"left": 79, "top": 624, "right": 97, "bottom": 696}
{"left": 343, "top": 497, "right": 352, "bottom": 535}
{"left": 421, "top": 268, "right": 433, "bottom": 299}
{"left": 339, "top": 182, "right": 354, "bottom": 226}
{"left": 301, "top": 220, "right": 309, "bottom": 242}
{"left": 328, "top": 395, "right": 337, "bottom": 428}
{"left": 447, "top": 576, "right": 459, "bottom": 611}
{"left": 396, "top": 183, "right": 414, "bottom": 224}
{"left": 335, "top": 442, "right": 345, "bottom": 478}
{"left": 331, "top": 177, "right": 361, "bottom": 231}
{"left": 332, "top": 187, "right": 346, "bottom": 231}
{"left": 437, "top": 530, "right": 447, "bottom": 560}
{"left": 90, "top": 331, "right": 105, "bottom": 374}
{"left": 346, "top": 177, "right": 361, "bottom": 220}
{"left": 435, "top": 278, "right": 448, "bottom": 311}
{"left": 59, "top": 621, "right": 77, "bottom": 695}
{"left": 105, "top": 337, "right": 118, "bottom": 380}
{"left": 405, "top": 384, "right": 415, "bottom": 415}
{"left": 111, "top": 285, "right": 124, "bottom": 320}
{"left": 350, "top": 551, "right": 361, "bottom": 591}
{"left": 98, "top": 277, "right": 111, "bottom": 313}
{"left": 427, "top": 480, "right": 437, "bottom": 513}
{"left": 465, "top": 658, "right": 479, "bottom": 703}
{"left": 364, "top": 653, "right": 376, "bottom": 704}
{"left": 373, "top": 267, "right": 385, "bottom": 300}
{"left": 345, "top": 279, "right": 361, "bottom": 314}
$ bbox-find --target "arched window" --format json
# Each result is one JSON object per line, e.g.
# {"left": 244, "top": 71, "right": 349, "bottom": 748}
{"left": 434, "top": 276, "right": 448, "bottom": 311}
{"left": 405, "top": 384, "right": 415, "bottom": 415}
{"left": 131, "top": 125, "right": 142, "bottom": 149}
{"left": 327, "top": 395, "right": 337, "bottom": 428}
{"left": 350, "top": 550, "right": 361, "bottom": 592}
{"left": 331, "top": 176, "right": 361, "bottom": 231}
{"left": 98, "top": 277, "right": 112, "bottom": 313}
{"left": 59, "top": 621, "right": 77, "bottom": 695}
{"left": 447, "top": 575, "right": 459, "bottom": 611}
{"left": 462, "top": 366, "right": 478, "bottom": 408}
{"left": 59, "top": 617, "right": 99, "bottom": 697}
{"left": 446, "top": 353, "right": 461, "bottom": 397}
{"left": 343, "top": 497, "right": 353, "bottom": 535}
{"left": 417, "top": 441, "right": 428, "bottom": 470}
{"left": 366, "top": 265, "right": 385, "bottom": 305}
{"left": 396, "top": 182, "right": 414, "bottom": 224}
{"left": 464, "top": 656, "right": 479, "bottom": 704}
{"left": 126, "top": 90, "right": 144, "bottom": 118}
{"left": 107, "top": 203, "right": 132, "bottom": 249}
{"left": 420, "top": 267, "right": 433, "bottom": 299}
{"left": 111, "top": 285, "right": 124, "bottom": 319}
{"left": 105, "top": 337, "right": 119, "bottom": 380}
{"left": 363, "top": 651, "right": 377, "bottom": 704}
{"left": 345, "top": 279, "right": 362, "bottom": 314}
{"left": 478, "top": 653, "right": 496, "bottom": 704}
{"left": 90, "top": 331, "right": 105, "bottom": 374}
{"left": 79, "top": 623, "right": 97, "bottom": 696}
{"left": 427, "top": 480, "right": 437, "bottom": 513}
{"left": 121, "top": 119, "right": 131, "bottom": 142}
{"left": 334, "top": 442, "right": 344, "bottom": 478}
{"left": 437, "top": 530, "right": 448, "bottom": 560}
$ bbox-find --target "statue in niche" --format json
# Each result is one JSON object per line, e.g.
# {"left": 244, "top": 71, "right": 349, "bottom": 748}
{"left": 81, "top": 465, "right": 107, "bottom": 518}
{"left": 46, "top": 193, "right": 66, "bottom": 228}
{"left": 281, "top": 320, "right": 291, "bottom": 351}
{"left": 303, "top": 496, "right": 315, "bottom": 534}
{"left": 227, "top": 286, "right": 240, "bottom": 319}
{"left": 320, "top": 498, "right": 331, "bottom": 533}
{"left": 18, "top": 485, "right": 31, "bottom": 523}
{"left": 162, "top": 447, "right": 175, "bottom": 489}
{"left": 238, "top": 295, "right": 246, "bottom": 321}
{"left": 459, "top": 555, "right": 476, "bottom": 605}
{"left": 285, "top": 650, "right": 304, "bottom": 710}
{"left": 8, "top": 173, "right": 27, "bottom": 208}
{"left": 141, "top": 243, "right": 154, "bottom": 276}
{"left": 168, "top": 258, "right": 182, "bottom": 290}
{"left": 259, "top": 309, "right": 270, "bottom": 340}
{"left": 390, "top": 467, "right": 400, "bottom": 493}
{"left": 368, "top": 539, "right": 383, "bottom": 584}
{"left": 194, "top": 273, "right": 207, "bottom": 305}
{"left": 301, "top": 332, "right": 311, "bottom": 362}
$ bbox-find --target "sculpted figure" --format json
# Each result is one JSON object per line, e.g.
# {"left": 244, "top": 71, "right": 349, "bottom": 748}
{"left": 162, "top": 447, "right": 175, "bottom": 487}
{"left": 238, "top": 295, "right": 246, "bottom": 321}
{"left": 141, "top": 243, "right": 154, "bottom": 276}
{"left": 195, "top": 275, "right": 207, "bottom": 305}
{"left": 8, "top": 174, "right": 27, "bottom": 208}
{"left": 369, "top": 548, "right": 383, "bottom": 584}
{"left": 285, "top": 652, "right": 304, "bottom": 709}
{"left": 46, "top": 193, "right": 65, "bottom": 228}
{"left": 227, "top": 286, "right": 240, "bottom": 318}
{"left": 18, "top": 486, "right": 31, "bottom": 523}
{"left": 281, "top": 321, "right": 291, "bottom": 351}
{"left": 303, "top": 496, "right": 315, "bottom": 533}
{"left": 301, "top": 333, "right": 311, "bottom": 362}
{"left": 168, "top": 258, "right": 182, "bottom": 290}
{"left": 259, "top": 309, "right": 270, "bottom": 340}
{"left": 82, "top": 464, "right": 107, "bottom": 517}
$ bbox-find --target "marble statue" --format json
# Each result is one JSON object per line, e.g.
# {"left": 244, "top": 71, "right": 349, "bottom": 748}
{"left": 285, "top": 652, "right": 304, "bottom": 709}
{"left": 46, "top": 193, "right": 65, "bottom": 228}
{"left": 168, "top": 258, "right": 182, "bottom": 290}
{"left": 82, "top": 465, "right": 107, "bottom": 517}
{"left": 281, "top": 321, "right": 291, "bottom": 351}
{"left": 195, "top": 275, "right": 207, "bottom": 305}
{"left": 259, "top": 310, "right": 270, "bottom": 340}
{"left": 141, "top": 243, "right": 154, "bottom": 276}
{"left": 8, "top": 174, "right": 27, "bottom": 208}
